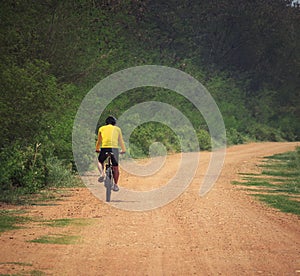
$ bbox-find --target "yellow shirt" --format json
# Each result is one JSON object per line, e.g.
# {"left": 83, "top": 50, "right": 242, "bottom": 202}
{"left": 95, "top": 125, "right": 126, "bottom": 151}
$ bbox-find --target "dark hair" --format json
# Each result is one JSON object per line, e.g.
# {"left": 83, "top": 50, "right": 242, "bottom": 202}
{"left": 105, "top": 116, "right": 117, "bottom": 125}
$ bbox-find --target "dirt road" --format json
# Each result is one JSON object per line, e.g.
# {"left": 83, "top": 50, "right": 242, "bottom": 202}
{"left": 0, "top": 142, "right": 299, "bottom": 275}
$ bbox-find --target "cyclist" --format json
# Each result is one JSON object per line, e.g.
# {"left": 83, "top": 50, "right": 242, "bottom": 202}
{"left": 95, "top": 116, "right": 126, "bottom": 191}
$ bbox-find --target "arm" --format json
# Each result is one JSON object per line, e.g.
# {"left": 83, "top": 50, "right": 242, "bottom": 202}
{"left": 95, "top": 130, "right": 102, "bottom": 152}
{"left": 118, "top": 129, "right": 126, "bottom": 153}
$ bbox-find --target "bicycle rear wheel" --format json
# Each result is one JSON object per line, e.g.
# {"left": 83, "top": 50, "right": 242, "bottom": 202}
{"left": 104, "top": 168, "right": 113, "bottom": 202}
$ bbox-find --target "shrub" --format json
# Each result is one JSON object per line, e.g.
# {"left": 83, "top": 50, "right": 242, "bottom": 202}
{"left": 45, "top": 156, "right": 74, "bottom": 187}
{"left": 197, "top": 129, "right": 211, "bottom": 150}
{"left": 226, "top": 128, "right": 244, "bottom": 145}
{"left": 247, "top": 123, "right": 283, "bottom": 141}
{"left": 0, "top": 142, "right": 45, "bottom": 193}
{"left": 0, "top": 139, "right": 76, "bottom": 201}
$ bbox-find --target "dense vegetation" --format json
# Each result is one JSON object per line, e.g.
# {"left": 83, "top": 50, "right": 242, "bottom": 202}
{"left": 0, "top": 0, "right": 299, "bottom": 198}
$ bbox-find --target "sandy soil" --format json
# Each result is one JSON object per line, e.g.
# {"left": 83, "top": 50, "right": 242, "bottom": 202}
{"left": 0, "top": 142, "right": 299, "bottom": 275}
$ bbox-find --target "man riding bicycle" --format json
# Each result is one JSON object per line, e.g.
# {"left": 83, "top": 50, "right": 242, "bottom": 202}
{"left": 95, "top": 116, "right": 126, "bottom": 192}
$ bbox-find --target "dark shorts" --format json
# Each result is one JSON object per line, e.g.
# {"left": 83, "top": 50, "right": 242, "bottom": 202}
{"left": 98, "top": 148, "right": 119, "bottom": 166}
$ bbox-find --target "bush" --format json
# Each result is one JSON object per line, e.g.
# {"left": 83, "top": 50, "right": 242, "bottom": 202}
{"left": 247, "top": 123, "right": 283, "bottom": 142}
{"left": 0, "top": 142, "right": 46, "bottom": 193}
{"left": 226, "top": 128, "right": 244, "bottom": 145}
{"left": 128, "top": 122, "right": 181, "bottom": 158}
{"left": 45, "top": 156, "right": 74, "bottom": 187}
{"left": 0, "top": 140, "right": 76, "bottom": 201}
{"left": 197, "top": 129, "right": 211, "bottom": 150}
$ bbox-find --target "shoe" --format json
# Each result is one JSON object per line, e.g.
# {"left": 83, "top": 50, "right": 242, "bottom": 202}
{"left": 98, "top": 176, "right": 104, "bottom": 182}
{"left": 113, "top": 184, "right": 119, "bottom": 192}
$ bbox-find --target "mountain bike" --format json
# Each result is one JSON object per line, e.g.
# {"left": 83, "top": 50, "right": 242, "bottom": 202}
{"left": 104, "top": 152, "right": 115, "bottom": 202}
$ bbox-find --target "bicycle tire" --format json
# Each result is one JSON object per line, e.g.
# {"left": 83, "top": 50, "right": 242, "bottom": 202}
{"left": 105, "top": 168, "right": 113, "bottom": 202}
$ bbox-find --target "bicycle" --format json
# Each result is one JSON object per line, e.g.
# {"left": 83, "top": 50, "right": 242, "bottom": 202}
{"left": 104, "top": 152, "right": 116, "bottom": 202}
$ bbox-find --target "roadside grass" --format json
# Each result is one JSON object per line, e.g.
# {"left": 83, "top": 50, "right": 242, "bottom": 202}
{"left": 0, "top": 210, "right": 31, "bottom": 233}
{"left": 0, "top": 212, "right": 92, "bottom": 243}
{"left": 28, "top": 218, "right": 92, "bottom": 245}
{"left": 0, "top": 186, "right": 79, "bottom": 206}
{"left": 42, "top": 218, "right": 93, "bottom": 228}
{"left": 1, "top": 195, "right": 92, "bottom": 250}
{"left": 0, "top": 211, "right": 92, "bottom": 234}
{"left": 0, "top": 176, "right": 84, "bottom": 205}
{"left": 30, "top": 234, "right": 80, "bottom": 245}
{"left": 233, "top": 147, "right": 300, "bottom": 215}
{"left": 0, "top": 261, "right": 45, "bottom": 276}
{"left": 253, "top": 194, "right": 299, "bottom": 215}
{"left": 0, "top": 261, "right": 32, "bottom": 267}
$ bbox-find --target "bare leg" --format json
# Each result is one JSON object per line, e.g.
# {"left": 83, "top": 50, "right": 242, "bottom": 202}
{"left": 97, "top": 161, "right": 105, "bottom": 183}
{"left": 112, "top": 166, "right": 119, "bottom": 184}
{"left": 97, "top": 161, "right": 104, "bottom": 177}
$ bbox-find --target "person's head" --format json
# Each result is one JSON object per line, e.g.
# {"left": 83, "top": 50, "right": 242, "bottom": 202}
{"left": 105, "top": 116, "right": 117, "bottom": 125}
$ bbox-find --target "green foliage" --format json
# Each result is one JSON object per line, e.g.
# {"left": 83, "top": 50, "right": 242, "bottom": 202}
{"left": 140, "top": 0, "right": 300, "bottom": 91}
{"left": 128, "top": 122, "right": 181, "bottom": 158}
{"left": 0, "top": 60, "right": 55, "bottom": 145}
{"left": 45, "top": 156, "right": 75, "bottom": 187}
{"left": 246, "top": 123, "right": 284, "bottom": 142}
{"left": 0, "top": 58, "right": 79, "bottom": 149}
{"left": 277, "top": 114, "right": 300, "bottom": 141}
{"left": 0, "top": 142, "right": 45, "bottom": 193}
{"left": 0, "top": 140, "right": 76, "bottom": 201}
{"left": 197, "top": 130, "right": 211, "bottom": 150}
{"left": 226, "top": 128, "right": 244, "bottom": 145}
{"left": 132, "top": 0, "right": 300, "bottom": 141}
{"left": 206, "top": 75, "right": 250, "bottom": 133}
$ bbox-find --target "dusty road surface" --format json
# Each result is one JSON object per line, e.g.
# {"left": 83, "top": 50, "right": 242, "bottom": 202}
{"left": 0, "top": 142, "right": 299, "bottom": 275}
